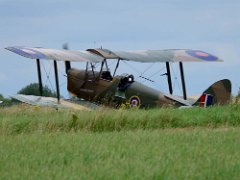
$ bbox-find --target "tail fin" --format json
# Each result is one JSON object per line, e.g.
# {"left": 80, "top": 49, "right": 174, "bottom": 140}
{"left": 194, "top": 79, "right": 231, "bottom": 107}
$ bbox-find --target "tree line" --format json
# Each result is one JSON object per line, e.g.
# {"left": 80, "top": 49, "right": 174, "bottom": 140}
{"left": 0, "top": 83, "right": 56, "bottom": 106}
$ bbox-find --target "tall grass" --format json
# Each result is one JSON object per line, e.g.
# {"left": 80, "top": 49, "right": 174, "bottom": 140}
{"left": 1, "top": 129, "right": 240, "bottom": 179}
{"left": 1, "top": 105, "right": 240, "bottom": 179}
{"left": 1, "top": 104, "right": 240, "bottom": 135}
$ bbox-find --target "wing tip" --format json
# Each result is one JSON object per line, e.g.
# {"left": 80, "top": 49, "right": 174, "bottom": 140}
{"left": 185, "top": 50, "right": 223, "bottom": 62}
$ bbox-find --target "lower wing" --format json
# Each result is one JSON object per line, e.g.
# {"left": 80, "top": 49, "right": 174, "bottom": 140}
{"left": 12, "top": 94, "right": 98, "bottom": 111}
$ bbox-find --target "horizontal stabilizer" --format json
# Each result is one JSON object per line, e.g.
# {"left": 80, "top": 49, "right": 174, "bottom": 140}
{"left": 164, "top": 93, "right": 193, "bottom": 106}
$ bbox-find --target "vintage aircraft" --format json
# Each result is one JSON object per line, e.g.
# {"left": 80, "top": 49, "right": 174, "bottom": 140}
{"left": 5, "top": 46, "right": 231, "bottom": 110}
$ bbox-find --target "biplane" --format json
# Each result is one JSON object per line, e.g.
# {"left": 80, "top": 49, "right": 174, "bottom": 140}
{"left": 5, "top": 46, "right": 231, "bottom": 110}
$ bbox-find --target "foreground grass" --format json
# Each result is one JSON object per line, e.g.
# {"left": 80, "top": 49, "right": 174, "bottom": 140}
{"left": 1, "top": 105, "right": 240, "bottom": 179}
{"left": 0, "top": 104, "right": 240, "bottom": 134}
{"left": 1, "top": 129, "right": 240, "bottom": 179}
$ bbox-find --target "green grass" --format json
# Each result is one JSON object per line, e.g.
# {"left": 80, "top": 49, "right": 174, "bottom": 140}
{"left": 1, "top": 104, "right": 240, "bottom": 179}
{"left": 1, "top": 104, "right": 240, "bottom": 134}
{"left": 1, "top": 129, "right": 240, "bottom": 179}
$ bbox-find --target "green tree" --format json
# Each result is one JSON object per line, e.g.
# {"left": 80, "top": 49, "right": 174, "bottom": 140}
{"left": 18, "top": 83, "right": 57, "bottom": 97}
{"left": 0, "top": 94, "right": 16, "bottom": 106}
{"left": 0, "top": 94, "right": 4, "bottom": 100}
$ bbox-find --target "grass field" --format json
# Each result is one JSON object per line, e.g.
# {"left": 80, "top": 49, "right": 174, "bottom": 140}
{"left": 1, "top": 105, "right": 240, "bottom": 179}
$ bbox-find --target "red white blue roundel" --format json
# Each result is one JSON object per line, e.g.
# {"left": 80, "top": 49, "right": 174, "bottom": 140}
{"left": 185, "top": 50, "right": 218, "bottom": 61}
{"left": 129, "top": 96, "right": 141, "bottom": 107}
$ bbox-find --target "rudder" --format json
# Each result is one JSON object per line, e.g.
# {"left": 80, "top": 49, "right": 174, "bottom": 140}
{"left": 194, "top": 79, "right": 231, "bottom": 107}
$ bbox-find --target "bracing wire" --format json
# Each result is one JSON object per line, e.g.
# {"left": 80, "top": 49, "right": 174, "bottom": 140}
{"left": 143, "top": 65, "right": 166, "bottom": 84}
{"left": 55, "top": 62, "right": 68, "bottom": 88}
{"left": 145, "top": 66, "right": 167, "bottom": 90}
{"left": 139, "top": 63, "right": 156, "bottom": 77}
{"left": 148, "top": 66, "right": 166, "bottom": 79}
{"left": 122, "top": 61, "right": 167, "bottom": 91}
{"left": 122, "top": 61, "right": 159, "bottom": 83}
{"left": 41, "top": 61, "right": 69, "bottom": 98}
{"left": 122, "top": 61, "right": 142, "bottom": 74}
{"left": 170, "top": 63, "right": 182, "bottom": 94}
{"left": 41, "top": 61, "right": 55, "bottom": 92}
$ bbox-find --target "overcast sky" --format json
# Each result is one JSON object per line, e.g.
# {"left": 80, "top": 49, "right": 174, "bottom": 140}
{"left": 0, "top": 0, "right": 239, "bottom": 98}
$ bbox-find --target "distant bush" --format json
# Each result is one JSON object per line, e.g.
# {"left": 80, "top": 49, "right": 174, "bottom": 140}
{"left": 0, "top": 94, "right": 16, "bottom": 106}
{"left": 0, "top": 94, "right": 4, "bottom": 100}
{"left": 18, "top": 83, "right": 56, "bottom": 97}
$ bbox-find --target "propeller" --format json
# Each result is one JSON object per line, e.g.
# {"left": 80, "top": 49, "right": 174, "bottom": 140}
{"left": 63, "top": 43, "right": 71, "bottom": 73}
{"left": 62, "top": 43, "right": 69, "bottom": 50}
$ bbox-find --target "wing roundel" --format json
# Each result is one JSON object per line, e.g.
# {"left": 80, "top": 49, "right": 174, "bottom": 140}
{"left": 112, "top": 49, "right": 223, "bottom": 63}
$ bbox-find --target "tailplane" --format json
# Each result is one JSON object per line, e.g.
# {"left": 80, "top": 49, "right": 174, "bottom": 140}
{"left": 194, "top": 79, "right": 231, "bottom": 107}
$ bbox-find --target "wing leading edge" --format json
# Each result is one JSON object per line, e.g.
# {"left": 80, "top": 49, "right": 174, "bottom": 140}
{"left": 112, "top": 49, "right": 223, "bottom": 63}
{"left": 5, "top": 46, "right": 104, "bottom": 62}
{"left": 6, "top": 46, "right": 223, "bottom": 63}
{"left": 87, "top": 48, "right": 223, "bottom": 63}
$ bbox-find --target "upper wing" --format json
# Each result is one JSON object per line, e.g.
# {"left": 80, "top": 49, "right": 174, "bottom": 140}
{"left": 88, "top": 48, "right": 223, "bottom": 63}
{"left": 5, "top": 46, "right": 104, "bottom": 62}
{"left": 113, "top": 49, "right": 223, "bottom": 63}
{"left": 6, "top": 46, "right": 222, "bottom": 63}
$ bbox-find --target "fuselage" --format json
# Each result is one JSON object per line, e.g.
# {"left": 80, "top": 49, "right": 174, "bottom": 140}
{"left": 67, "top": 68, "right": 175, "bottom": 108}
